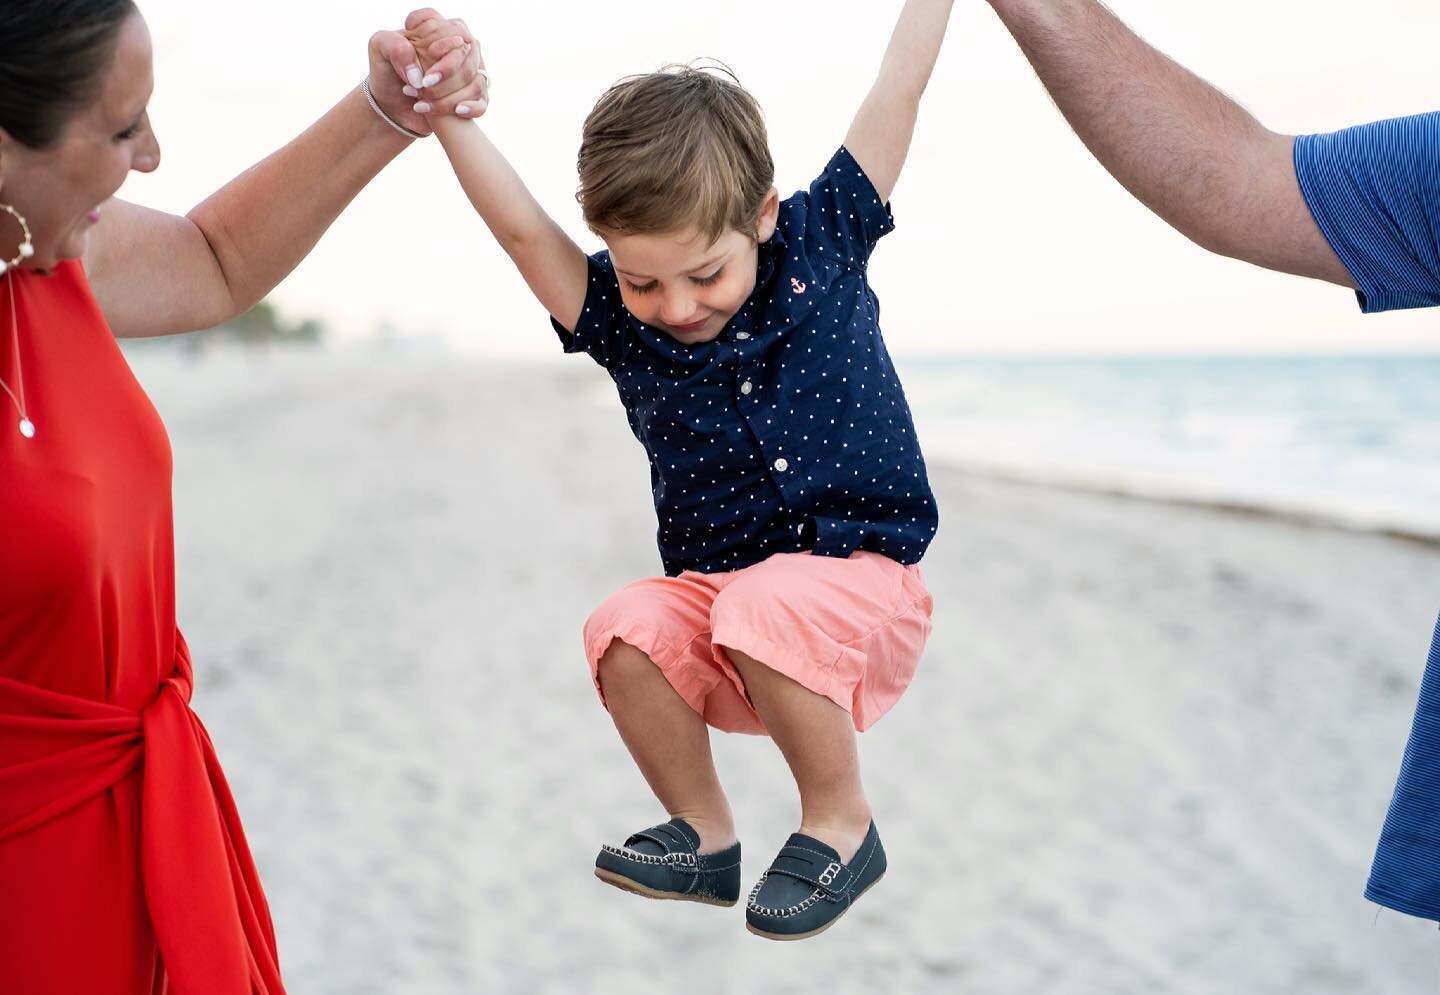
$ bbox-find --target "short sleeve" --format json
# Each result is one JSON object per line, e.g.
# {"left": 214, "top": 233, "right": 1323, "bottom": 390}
{"left": 804, "top": 146, "right": 896, "bottom": 267}
{"left": 549, "top": 252, "right": 632, "bottom": 370}
{"left": 1294, "top": 112, "right": 1440, "bottom": 313}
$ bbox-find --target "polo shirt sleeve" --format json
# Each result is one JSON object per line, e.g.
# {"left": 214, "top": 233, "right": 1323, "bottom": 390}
{"left": 1294, "top": 112, "right": 1440, "bottom": 313}
{"left": 549, "top": 251, "right": 632, "bottom": 370}
{"left": 804, "top": 146, "right": 896, "bottom": 267}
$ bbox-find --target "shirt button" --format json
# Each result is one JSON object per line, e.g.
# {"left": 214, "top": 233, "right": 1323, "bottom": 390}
{"left": 774, "top": 458, "right": 789, "bottom": 473}
{"left": 736, "top": 331, "right": 751, "bottom": 340}
{"left": 740, "top": 381, "right": 754, "bottom": 395}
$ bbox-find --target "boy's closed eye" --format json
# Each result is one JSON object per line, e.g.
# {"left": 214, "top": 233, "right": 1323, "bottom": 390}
{"left": 625, "top": 268, "right": 725, "bottom": 295}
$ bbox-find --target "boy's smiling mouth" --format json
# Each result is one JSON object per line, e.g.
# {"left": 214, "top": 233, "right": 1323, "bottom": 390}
{"left": 666, "top": 315, "right": 711, "bottom": 334}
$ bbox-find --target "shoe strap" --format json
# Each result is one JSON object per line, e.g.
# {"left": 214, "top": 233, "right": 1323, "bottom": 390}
{"left": 624, "top": 820, "right": 700, "bottom": 864}
{"left": 764, "top": 844, "right": 854, "bottom": 898}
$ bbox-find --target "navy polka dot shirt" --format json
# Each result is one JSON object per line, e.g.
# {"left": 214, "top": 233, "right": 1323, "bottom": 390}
{"left": 552, "top": 147, "right": 939, "bottom": 576}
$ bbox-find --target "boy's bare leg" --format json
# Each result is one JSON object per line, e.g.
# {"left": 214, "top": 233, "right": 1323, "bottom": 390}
{"left": 724, "top": 648, "right": 872, "bottom": 863}
{"left": 596, "top": 639, "right": 737, "bottom": 854}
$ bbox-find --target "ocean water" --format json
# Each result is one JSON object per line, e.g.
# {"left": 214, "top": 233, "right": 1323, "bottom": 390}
{"left": 902, "top": 355, "right": 1440, "bottom": 538}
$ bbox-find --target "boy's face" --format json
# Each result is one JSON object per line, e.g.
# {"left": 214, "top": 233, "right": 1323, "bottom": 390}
{"left": 605, "top": 190, "right": 780, "bottom": 345}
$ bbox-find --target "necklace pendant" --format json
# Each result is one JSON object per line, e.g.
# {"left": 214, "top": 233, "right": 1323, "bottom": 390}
{"left": 18, "top": 417, "right": 34, "bottom": 439}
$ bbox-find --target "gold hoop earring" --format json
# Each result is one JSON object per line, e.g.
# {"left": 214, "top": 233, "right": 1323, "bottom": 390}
{"left": 0, "top": 203, "right": 34, "bottom": 274}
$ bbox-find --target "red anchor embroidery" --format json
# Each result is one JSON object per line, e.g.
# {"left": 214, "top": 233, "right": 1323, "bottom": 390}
{"left": 790, "top": 277, "right": 807, "bottom": 294}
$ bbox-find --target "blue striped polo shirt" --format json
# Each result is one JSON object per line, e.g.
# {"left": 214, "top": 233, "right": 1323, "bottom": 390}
{"left": 1295, "top": 112, "right": 1440, "bottom": 313}
{"left": 553, "top": 147, "right": 939, "bottom": 577}
{"left": 1295, "top": 112, "right": 1440, "bottom": 920}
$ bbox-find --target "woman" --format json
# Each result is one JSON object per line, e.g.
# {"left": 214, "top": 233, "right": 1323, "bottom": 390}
{"left": 0, "top": 4, "right": 483, "bottom": 992}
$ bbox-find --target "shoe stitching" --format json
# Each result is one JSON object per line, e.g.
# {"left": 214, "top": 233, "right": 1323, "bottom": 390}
{"left": 783, "top": 844, "right": 837, "bottom": 861}
{"left": 600, "top": 843, "right": 741, "bottom": 875}
{"left": 601, "top": 843, "right": 699, "bottom": 869}
{"left": 668, "top": 822, "right": 699, "bottom": 857}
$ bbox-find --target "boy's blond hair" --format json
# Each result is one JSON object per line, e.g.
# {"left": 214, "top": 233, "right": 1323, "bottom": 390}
{"left": 577, "top": 64, "right": 775, "bottom": 243}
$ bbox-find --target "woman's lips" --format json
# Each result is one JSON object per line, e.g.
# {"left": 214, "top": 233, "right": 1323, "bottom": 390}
{"left": 667, "top": 316, "right": 709, "bottom": 333}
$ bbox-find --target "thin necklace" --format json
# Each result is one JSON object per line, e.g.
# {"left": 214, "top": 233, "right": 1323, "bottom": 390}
{"left": 1, "top": 269, "right": 34, "bottom": 439}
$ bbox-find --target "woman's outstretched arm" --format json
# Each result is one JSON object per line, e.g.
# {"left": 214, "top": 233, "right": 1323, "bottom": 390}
{"left": 85, "top": 19, "right": 483, "bottom": 338}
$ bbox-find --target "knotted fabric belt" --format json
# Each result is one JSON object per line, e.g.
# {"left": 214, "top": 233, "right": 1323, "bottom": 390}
{"left": 0, "top": 637, "right": 284, "bottom": 994}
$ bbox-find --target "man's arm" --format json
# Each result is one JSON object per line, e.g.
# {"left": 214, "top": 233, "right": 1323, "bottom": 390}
{"left": 986, "top": 0, "right": 1355, "bottom": 288}
{"left": 845, "top": 0, "right": 956, "bottom": 203}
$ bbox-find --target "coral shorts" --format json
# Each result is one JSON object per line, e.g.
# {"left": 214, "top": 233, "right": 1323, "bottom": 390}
{"left": 583, "top": 551, "right": 933, "bottom": 735}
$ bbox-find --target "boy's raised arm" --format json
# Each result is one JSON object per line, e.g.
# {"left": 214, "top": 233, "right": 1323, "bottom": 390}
{"left": 844, "top": 0, "right": 955, "bottom": 203}
{"left": 407, "top": 13, "right": 590, "bottom": 330}
{"left": 429, "top": 116, "right": 591, "bottom": 331}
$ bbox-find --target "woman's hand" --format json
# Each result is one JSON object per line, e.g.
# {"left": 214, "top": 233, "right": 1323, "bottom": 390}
{"left": 367, "top": 9, "right": 487, "bottom": 134}
{"left": 402, "top": 8, "right": 490, "bottom": 119}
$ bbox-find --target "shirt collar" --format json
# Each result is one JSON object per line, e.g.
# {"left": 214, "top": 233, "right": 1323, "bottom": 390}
{"left": 754, "top": 224, "right": 787, "bottom": 295}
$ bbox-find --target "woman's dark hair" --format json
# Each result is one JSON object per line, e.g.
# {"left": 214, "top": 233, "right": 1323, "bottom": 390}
{"left": 0, "top": 0, "right": 137, "bottom": 148}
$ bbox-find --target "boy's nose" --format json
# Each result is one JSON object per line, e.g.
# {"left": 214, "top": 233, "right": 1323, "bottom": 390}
{"left": 659, "top": 289, "right": 694, "bottom": 324}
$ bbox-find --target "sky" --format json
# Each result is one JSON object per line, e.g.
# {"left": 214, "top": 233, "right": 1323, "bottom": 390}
{"left": 120, "top": 0, "right": 1440, "bottom": 358}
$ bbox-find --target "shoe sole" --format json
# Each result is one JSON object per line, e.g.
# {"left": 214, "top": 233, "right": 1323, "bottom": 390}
{"left": 594, "top": 867, "right": 738, "bottom": 907}
{"left": 744, "top": 871, "right": 886, "bottom": 941}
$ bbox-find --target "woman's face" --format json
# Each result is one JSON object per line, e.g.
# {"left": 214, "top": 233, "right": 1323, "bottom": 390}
{"left": 0, "top": 11, "right": 160, "bottom": 271}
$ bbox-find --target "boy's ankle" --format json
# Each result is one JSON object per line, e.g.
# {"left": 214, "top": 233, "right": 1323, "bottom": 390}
{"left": 797, "top": 807, "right": 873, "bottom": 864}
{"left": 672, "top": 813, "right": 737, "bottom": 854}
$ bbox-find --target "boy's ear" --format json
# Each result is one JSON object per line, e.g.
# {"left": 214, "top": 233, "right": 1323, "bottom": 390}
{"left": 754, "top": 187, "right": 780, "bottom": 243}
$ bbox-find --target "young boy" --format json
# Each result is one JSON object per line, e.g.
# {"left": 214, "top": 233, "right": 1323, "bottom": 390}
{"left": 408, "top": 0, "right": 952, "bottom": 940}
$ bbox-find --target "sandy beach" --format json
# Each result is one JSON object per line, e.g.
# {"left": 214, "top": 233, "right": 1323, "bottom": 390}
{"left": 127, "top": 344, "right": 1440, "bottom": 994}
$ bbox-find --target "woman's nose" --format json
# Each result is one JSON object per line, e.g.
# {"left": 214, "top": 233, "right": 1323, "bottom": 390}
{"left": 133, "top": 130, "right": 161, "bottom": 173}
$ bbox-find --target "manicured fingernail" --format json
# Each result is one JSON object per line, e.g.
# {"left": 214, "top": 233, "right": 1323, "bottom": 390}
{"left": 456, "top": 104, "right": 471, "bottom": 116}
{"left": 413, "top": 101, "right": 433, "bottom": 114}
{"left": 422, "top": 72, "right": 442, "bottom": 87}
{"left": 406, "top": 65, "right": 423, "bottom": 88}
{"left": 402, "top": 84, "right": 419, "bottom": 97}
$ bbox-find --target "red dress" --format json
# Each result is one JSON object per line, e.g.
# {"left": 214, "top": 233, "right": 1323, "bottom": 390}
{"left": 0, "top": 262, "right": 285, "bottom": 995}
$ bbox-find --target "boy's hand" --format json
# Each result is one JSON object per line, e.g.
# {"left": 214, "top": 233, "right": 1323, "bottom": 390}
{"left": 402, "top": 8, "right": 491, "bottom": 119}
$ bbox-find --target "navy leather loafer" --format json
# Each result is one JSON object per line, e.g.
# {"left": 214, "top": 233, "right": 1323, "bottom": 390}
{"left": 594, "top": 818, "right": 741, "bottom": 907}
{"left": 745, "top": 821, "right": 886, "bottom": 940}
